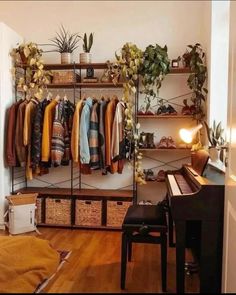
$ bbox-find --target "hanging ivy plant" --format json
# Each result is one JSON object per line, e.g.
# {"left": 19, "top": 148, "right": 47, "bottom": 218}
{"left": 139, "top": 44, "right": 170, "bottom": 112}
{"left": 115, "top": 42, "right": 145, "bottom": 184}
{"left": 185, "top": 43, "right": 208, "bottom": 119}
{"left": 11, "top": 42, "right": 52, "bottom": 100}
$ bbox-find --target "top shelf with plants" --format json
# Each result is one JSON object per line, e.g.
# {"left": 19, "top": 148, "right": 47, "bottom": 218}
{"left": 16, "top": 62, "right": 192, "bottom": 73}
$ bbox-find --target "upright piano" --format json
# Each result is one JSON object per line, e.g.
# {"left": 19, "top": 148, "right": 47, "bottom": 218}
{"left": 166, "top": 150, "right": 225, "bottom": 293}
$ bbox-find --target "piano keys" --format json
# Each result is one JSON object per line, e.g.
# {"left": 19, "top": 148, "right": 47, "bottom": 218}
{"left": 166, "top": 150, "right": 225, "bottom": 293}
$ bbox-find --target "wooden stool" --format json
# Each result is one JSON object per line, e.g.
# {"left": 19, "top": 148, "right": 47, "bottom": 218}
{"left": 121, "top": 205, "right": 168, "bottom": 292}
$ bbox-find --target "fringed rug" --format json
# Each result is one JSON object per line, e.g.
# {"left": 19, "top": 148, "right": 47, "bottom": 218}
{"left": 35, "top": 250, "right": 71, "bottom": 293}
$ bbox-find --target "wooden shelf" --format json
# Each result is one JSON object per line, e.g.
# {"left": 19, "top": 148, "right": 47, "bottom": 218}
{"left": 137, "top": 115, "right": 194, "bottom": 119}
{"left": 15, "top": 187, "right": 133, "bottom": 199}
{"left": 46, "top": 82, "right": 123, "bottom": 89}
{"left": 169, "top": 67, "right": 191, "bottom": 74}
{"left": 139, "top": 148, "right": 191, "bottom": 151}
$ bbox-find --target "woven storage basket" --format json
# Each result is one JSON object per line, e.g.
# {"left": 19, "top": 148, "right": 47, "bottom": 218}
{"left": 52, "top": 71, "right": 80, "bottom": 84}
{"left": 45, "top": 198, "right": 71, "bottom": 225}
{"left": 107, "top": 201, "right": 132, "bottom": 227}
{"left": 75, "top": 200, "right": 102, "bottom": 226}
{"left": 36, "top": 198, "right": 42, "bottom": 224}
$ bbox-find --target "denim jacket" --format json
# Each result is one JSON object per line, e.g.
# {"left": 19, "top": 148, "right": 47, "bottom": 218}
{"left": 80, "top": 97, "right": 93, "bottom": 164}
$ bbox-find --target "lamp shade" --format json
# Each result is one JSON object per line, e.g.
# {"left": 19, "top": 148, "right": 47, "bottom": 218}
{"left": 179, "top": 123, "right": 203, "bottom": 144}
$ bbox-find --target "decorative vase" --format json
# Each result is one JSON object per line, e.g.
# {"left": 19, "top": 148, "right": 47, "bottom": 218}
{"left": 61, "top": 52, "right": 72, "bottom": 64}
{"left": 80, "top": 52, "right": 92, "bottom": 64}
{"left": 208, "top": 147, "right": 220, "bottom": 162}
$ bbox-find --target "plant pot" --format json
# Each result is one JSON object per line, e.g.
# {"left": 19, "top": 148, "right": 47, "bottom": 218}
{"left": 208, "top": 147, "right": 220, "bottom": 162}
{"left": 61, "top": 52, "right": 72, "bottom": 64}
{"left": 80, "top": 52, "right": 92, "bottom": 64}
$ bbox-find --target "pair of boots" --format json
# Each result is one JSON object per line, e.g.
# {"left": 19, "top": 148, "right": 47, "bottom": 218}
{"left": 139, "top": 132, "right": 155, "bottom": 149}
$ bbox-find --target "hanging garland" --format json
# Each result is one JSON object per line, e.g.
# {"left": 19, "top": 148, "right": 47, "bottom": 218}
{"left": 10, "top": 42, "right": 52, "bottom": 100}
{"left": 115, "top": 43, "right": 146, "bottom": 184}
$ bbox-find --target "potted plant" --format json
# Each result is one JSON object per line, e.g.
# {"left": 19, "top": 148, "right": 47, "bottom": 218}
{"left": 11, "top": 42, "right": 52, "bottom": 100}
{"left": 204, "top": 120, "right": 225, "bottom": 162}
{"left": 80, "top": 33, "right": 94, "bottom": 64}
{"left": 50, "top": 25, "right": 81, "bottom": 64}
{"left": 139, "top": 44, "right": 170, "bottom": 114}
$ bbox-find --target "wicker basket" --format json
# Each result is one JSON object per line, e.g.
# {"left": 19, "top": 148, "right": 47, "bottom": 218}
{"left": 52, "top": 71, "right": 80, "bottom": 84}
{"left": 75, "top": 200, "right": 102, "bottom": 226}
{"left": 36, "top": 198, "right": 42, "bottom": 224}
{"left": 45, "top": 198, "right": 71, "bottom": 225}
{"left": 107, "top": 201, "right": 132, "bottom": 227}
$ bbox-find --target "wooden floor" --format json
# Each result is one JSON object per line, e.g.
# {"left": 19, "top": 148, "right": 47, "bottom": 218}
{"left": 1, "top": 228, "right": 199, "bottom": 293}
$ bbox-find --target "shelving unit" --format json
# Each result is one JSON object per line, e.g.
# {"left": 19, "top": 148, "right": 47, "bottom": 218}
{"left": 13, "top": 62, "right": 135, "bottom": 230}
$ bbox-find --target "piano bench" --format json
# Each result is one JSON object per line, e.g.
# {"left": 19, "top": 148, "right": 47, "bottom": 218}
{"left": 121, "top": 205, "right": 168, "bottom": 292}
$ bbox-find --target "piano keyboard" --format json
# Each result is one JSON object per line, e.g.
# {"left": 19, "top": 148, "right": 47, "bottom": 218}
{"left": 167, "top": 174, "right": 193, "bottom": 196}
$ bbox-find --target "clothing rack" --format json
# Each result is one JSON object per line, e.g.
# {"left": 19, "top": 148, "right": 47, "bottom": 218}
{"left": 10, "top": 63, "right": 137, "bottom": 230}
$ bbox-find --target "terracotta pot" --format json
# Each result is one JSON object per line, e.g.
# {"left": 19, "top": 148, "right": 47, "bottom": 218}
{"left": 61, "top": 52, "right": 72, "bottom": 64}
{"left": 80, "top": 52, "right": 92, "bottom": 64}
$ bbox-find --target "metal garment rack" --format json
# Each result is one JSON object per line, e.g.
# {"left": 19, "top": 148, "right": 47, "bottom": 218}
{"left": 11, "top": 62, "right": 137, "bottom": 204}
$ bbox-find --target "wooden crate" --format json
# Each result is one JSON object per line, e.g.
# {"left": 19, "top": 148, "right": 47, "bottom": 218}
{"left": 45, "top": 197, "right": 71, "bottom": 225}
{"left": 36, "top": 198, "right": 42, "bottom": 224}
{"left": 75, "top": 200, "right": 102, "bottom": 226}
{"left": 107, "top": 201, "right": 132, "bottom": 227}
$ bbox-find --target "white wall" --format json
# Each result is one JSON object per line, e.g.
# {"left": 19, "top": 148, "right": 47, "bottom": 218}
{"left": 209, "top": 1, "right": 230, "bottom": 130}
{"left": 0, "top": 1, "right": 210, "bottom": 203}
{"left": 0, "top": 22, "right": 22, "bottom": 228}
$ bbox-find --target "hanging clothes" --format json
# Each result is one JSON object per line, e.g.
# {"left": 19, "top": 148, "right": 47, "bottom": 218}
{"left": 89, "top": 101, "right": 100, "bottom": 169}
{"left": 111, "top": 101, "right": 126, "bottom": 174}
{"left": 15, "top": 100, "right": 27, "bottom": 167}
{"left": 41, "top": 99, "right": 58, "bottom": 162}
{"left": 61, "top": 100, "right": 74, "bottom": 166}
{"left": 23, "top": 98, "right": 39, "bottom": 180}
{"left": 6, "top": 99, "right": 23, "bottom": 167}
{"left": 80, "top": 97, "right": 93, "bottom": 164}
{"left": 105, "top": 96, "right": 119, "bottom": 174}
{"left": 71, "top": 100, "right": 83, "bottom": 163}
{"left": 99, "top": 98, "right": 108, "bottom": 174}
{"left": 31, "top": 98, "right": 49, "bottom": 172}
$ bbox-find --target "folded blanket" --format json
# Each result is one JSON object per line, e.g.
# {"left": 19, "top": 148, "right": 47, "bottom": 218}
{"left": 0, "top": 236, "right": 60, "bottom": 293}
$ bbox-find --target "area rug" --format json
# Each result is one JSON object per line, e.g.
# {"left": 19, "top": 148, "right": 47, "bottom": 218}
{"left": 35, "top": 250, "right": 71, "bottom": 293}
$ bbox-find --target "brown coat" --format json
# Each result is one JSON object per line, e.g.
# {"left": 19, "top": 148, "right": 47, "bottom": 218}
{"left": 6, "top": 99, "right": 22, "bottom": 167}
{"left": 105, "top": 97, "right": 119, "bottom": 173}
{"left": 15, "top": 100, "right": 27, "bottom": 167}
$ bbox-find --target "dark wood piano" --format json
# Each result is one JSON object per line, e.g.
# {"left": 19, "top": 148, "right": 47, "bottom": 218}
{"left": 166, "top": 150, "right": 225, "bottom": 293}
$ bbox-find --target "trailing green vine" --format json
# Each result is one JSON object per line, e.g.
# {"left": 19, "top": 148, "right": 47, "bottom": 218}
{"left": 115, "top": 43, "right": 146, "bottom": 184}
{"left": 140, "top": 44, "right": 170, "bottom": 112}
{"left": 186, "top": 43, "right": 208, "bottom": 119}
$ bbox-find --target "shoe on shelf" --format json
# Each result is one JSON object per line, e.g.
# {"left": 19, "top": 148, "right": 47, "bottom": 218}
{"left": 139, "top": 200, "right": 153, "bottom": 205}
{"left": 144, "top": 169, "right": 156, "bottom": 181}
{"left": 156, "top": 105, "right": 168, "bottom": 115}
{"left": 146, "top": 132, "right": 155, "bottom": 148}
{"left": 157, "top": 136, "right": 168, "bottom": 149}
{"left": 167, "top": 136, "right": 177, "bottom": 149}
{"left": 156, "top": 170, "right": 166, "bottom": 182}
{"left": 166, "top": 104, "right": 177, "bottom": 115}
{"left": 139, "top": 132, "right": 148, "bottom": 148}
{"left": 189, "top": 104, "right": 197, "bottom": 115}
{"left": 181, "top": 99, "right": 191, "bottom": 115}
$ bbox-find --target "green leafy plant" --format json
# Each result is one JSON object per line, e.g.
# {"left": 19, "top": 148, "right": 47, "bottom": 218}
{"left": 185, "top": 43, "right": 208, "bottom": 119}
{"left": 139, "top": 44, "right": 170, "bottom": 112}
{"left": 50, "top": 25, "right": 81, "bottom": 53}
{"left": 11, "top": 42, "right": 52, "bottom": 100}
{"left": 204, "top": 120, "right": 225, "bottom": 147}
{"left": 115, "top": 42, "right": 145, "bottom": 184}
{"left": 82, "top": 33, "right": 94, "bottom": 53}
